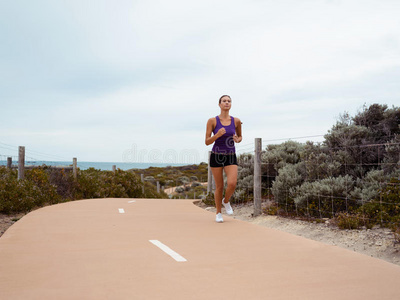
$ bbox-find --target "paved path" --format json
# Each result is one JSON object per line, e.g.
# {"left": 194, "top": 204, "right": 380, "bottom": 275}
{"left": 1, "top": 198, "right": 400, "bottom": 299}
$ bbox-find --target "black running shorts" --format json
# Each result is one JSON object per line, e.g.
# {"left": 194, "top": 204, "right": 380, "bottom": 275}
{"left": 210, "top": 152, "right": 238, "bottom": 168}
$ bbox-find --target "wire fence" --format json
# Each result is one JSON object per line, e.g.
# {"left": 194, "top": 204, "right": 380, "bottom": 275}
{"left": 0, "top": 141, "right": 113, "bottom": 171}
{"left": 3, "top": 137, "right": 399, "bottom": 230}
{"left": 230, "top": 138, "right": 400, "bottom": 230}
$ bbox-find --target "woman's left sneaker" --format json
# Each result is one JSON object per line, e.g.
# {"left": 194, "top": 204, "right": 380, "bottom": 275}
{"left": 222, "top": 198, "right": 234, "bottom": 215}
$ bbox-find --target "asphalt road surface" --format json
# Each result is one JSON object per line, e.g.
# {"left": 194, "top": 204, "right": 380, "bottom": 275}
{"left": 1, "top": 198, "right": 400, "bottom": 299}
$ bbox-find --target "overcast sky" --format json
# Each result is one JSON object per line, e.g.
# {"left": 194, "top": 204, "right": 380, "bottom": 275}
{"left": 1, "top": 0, "right": 399, "bottom": 164}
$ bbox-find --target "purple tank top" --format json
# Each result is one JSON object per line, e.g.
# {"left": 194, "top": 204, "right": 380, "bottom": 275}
{"left": 212, "top": 116, "right": 236, "bottom": 154}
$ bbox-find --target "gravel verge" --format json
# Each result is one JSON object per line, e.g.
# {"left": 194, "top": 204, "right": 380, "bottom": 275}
{"left": 0, "top": 213, "right": 25, "bottom": 238}
{"left": 197, "top": 202, "right": 400, "bottom": 266}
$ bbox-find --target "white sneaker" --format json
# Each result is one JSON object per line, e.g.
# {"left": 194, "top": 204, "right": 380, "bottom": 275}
{"left": 216, "top": 213, "right": 224, "bottom": 223}
{"left": 222, "top": 198, "right": 234, "bottom": 215}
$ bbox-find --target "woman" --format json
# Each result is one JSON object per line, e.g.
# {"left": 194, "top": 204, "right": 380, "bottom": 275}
{"left": 205, "top": 95, "right": 242, "bottom": 223}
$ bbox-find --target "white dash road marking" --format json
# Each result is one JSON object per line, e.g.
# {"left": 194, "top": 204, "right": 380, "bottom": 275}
{"left": 118, "top": 208, "right": 125, "bottom": 214}
{"left": 128, "top": 200, "right": 136, "bottom": 203}
{"left": 149, "top": 240, "right": 187, "bottom": 262}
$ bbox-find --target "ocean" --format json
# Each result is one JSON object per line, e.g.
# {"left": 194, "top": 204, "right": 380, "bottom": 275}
{"left": 0, "top": 161, "right": 188, "bottom": 171}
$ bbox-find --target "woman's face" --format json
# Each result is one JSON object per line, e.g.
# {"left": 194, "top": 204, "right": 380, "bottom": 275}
{"left": 219, "top": 96, "right": 231, "bottom": 110}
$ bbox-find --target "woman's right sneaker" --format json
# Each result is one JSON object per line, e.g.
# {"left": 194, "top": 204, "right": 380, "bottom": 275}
{"left": 216, "top": 213, "right": 224, "bottom": 223}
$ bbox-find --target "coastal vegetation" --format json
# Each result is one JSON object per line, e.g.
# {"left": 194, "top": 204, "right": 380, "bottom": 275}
{"left": 234, "top": 103, "right": 400, "bottom": 232}
{"left": 130, "top": 163, "right": 208, "bottom": 187}
{"left": 131, "top": 163, "right": 209, "bottom": 199}
{"left": 0, "top": 167, "right": 165, "bottom": 214}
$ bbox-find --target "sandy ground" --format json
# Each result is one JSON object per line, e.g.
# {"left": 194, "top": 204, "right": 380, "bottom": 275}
{"left": 164, "top": 182, "right": 208, "bottom": 196}
{"left": 196, "top": 202, "right": 400, "bottom": 266}
{"left": 0, "top": 213, "right": 25, "bottom": 238}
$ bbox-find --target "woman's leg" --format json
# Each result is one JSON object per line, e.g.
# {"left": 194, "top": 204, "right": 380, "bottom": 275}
{"left": 223, "top": 164, "right": 238, "bottom": 203}
{"left": 211, "top": 167, "right": 224, "bottom": 213}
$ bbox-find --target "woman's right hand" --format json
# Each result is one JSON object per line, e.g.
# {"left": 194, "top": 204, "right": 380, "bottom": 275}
{"left": 217, "top": 128, "right": 226, "bottom": 137}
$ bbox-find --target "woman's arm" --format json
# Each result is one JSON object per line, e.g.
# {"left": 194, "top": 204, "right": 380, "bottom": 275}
{"left": 233, "top": 117, "right": 242, "bottom": 143}
{"left": 205, "top": 118, "right": 225, "bottom": 145}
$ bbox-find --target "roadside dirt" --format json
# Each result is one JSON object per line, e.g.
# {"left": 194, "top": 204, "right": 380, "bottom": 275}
{"left": 0, "top": 213, "right": 25, "bottom": 237}
{"left": 196, "top": 202, "right": 400, "bottom": 266}
{"left": 164, "top": 182, "right": 208, "bottom": 196}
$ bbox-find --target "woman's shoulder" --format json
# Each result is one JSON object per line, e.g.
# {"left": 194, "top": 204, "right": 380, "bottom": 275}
{"left": 207, "top": 117, "right": 217, "bottom": 123}
{"left": 234, "top": 117, "right": 241, "bottom": 124}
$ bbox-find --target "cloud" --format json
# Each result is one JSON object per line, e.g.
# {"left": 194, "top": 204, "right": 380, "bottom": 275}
{"left": 1, "top": 0, "right": 399, "bottom": 163}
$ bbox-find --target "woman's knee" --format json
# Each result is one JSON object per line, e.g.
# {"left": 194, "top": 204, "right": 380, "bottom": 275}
{"left": 227, "top": 181, "right": 236, "bottom": 190}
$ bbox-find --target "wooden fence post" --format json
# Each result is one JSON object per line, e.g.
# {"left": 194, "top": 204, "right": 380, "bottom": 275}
{"left": 7, "top": 157, "right": 12, "bottom": 169}
{"left": 141, "top": 174, "right": 145, "bottom": 195}
{"left": 207, "top": 151, "right": 213, "bottom": 195}
{"left": 157, "top": 181, "right": 160, "bottom": 193}
{"left": 398, "top": 151, "right": 400, "bottom": 181}
{"left": 18, "top": 146, "right": 25, "bottom": 180}
{"left": 73, "top": 158, "right": 77, "bottom": 180}
{"left": 254, "top": 138, "right": 262, "bottom": 216}
{"left": 112, "top": 165, "right": 116, "bottom": 173}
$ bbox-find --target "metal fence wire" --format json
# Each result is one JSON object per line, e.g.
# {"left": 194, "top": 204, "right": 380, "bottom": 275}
{"left": 217, "top": 138, "right": 400, "bottom": 229}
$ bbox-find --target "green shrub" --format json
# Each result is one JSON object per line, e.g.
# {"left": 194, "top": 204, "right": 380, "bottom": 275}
{"left": 293, "top": 175, "right": 356, "bottom": 218}
{"left": 271, "top": 163, "right": 303, "bottom": 212}
{"left": 48, "top": 168, "right": 77, "bottom": 200}
{"left": 335, "top": 212, "right": 362, "bottom": 230}
{"left": 178, "top": 176, "right": 190, "bottom": 185}
{"left": 202, "top": 193, "right": 215, "bottom": 206}
{"left": 0, "top": 167, "right": 61, "bottom": 214}
{"left": 144, "top": 176, "right": 155, "bottom": 182}
{"left": 0, "top": 166, "right": 164, "bottom": 214}
{"left": 191, "top": 181, "right": 202, "bottom": 188}
{"left": 175, "top": 186, "right": 184, "bottom": 193}
{"left": 184, "top": 186, "right": 207, "bottom": 200}
{"left": 358, "top": 178, "right": 400, "bottom": 228}
{"left": 263, "top": 203, "right": 278, "bottom": 215}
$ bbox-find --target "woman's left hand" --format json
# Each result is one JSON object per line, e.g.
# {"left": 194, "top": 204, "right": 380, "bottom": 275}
{"left": 233, "top": 135, "right": 242, "bottom": 143}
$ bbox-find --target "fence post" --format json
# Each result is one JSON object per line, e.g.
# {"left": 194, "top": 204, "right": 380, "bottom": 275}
{"left": 398, "top": 151, "right": 400, "bottom": 181}
{"left": 157, "top": 181, "right": 160, "bottom": 193}
{"left": 141, "top": 174, "right": 145, "bottom": 195}
{"left": 7, "top": 157, "right": 12, "bottom": 169}
{"left": 254, "top": 138, "right": 262, "bottom": 216}
{"left": 112, "top": 165, "right": 116, "bottom": 173}
{"left": 73, "top": 158, "right": 77, "bottom": 180}
{"left": 207, "top": 151, "right": 213, "bottom": 195}
{"left": 18, "top": 146, "right": 25, "bottom": 180}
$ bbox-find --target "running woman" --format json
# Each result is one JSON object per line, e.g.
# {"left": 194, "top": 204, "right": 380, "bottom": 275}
{"left": 205, "top": 95, "right": 242, "bottom": 223}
